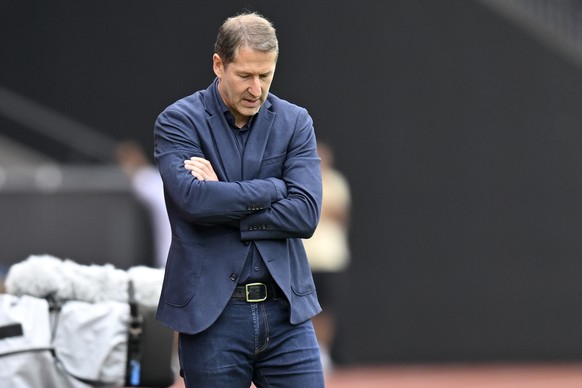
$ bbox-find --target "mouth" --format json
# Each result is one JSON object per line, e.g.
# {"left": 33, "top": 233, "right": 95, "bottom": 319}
{"left": 242, "top": 98, "right": 261, "bottom": 108}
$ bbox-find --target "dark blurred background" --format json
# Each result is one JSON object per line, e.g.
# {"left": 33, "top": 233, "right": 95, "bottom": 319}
{"left": 2, "top": 0, "right": 582, "bottom": 366}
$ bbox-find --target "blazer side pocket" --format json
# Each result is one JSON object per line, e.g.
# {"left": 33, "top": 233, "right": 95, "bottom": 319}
{"left": 162, "top": 238, "right": 205, "bottom": 307}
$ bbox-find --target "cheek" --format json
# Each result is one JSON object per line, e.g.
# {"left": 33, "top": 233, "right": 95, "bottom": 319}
{"left": 227, "top": 82, "right": 244, "bottom": 99}
{"left": 261, "top": 82, "right": 272, "bottom": 96}
{"left": 231, "top": 82, "right": 247, "bottom": 96}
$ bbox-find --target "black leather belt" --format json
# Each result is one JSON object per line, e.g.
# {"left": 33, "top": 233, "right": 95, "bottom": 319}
{"left": 232, "top": 282, "right": 279, "bottom": 302}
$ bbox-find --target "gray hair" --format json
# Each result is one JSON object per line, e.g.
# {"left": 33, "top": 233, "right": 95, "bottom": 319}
{"left": 214, "top": 12, "right": 279, "bottom": 65}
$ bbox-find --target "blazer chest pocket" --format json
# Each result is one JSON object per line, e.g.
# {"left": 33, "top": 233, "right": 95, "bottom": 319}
{"left": 260, "top": 154, "right": 286, "bottom": 177}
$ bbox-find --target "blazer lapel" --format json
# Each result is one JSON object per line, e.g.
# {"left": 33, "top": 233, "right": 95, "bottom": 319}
{"left": 206, "top": 114, "right": 242, "bottom": 182}
{"left": 203, "top": 80, "right": 242, "bottom": 182}
{"left": 242, "top": 101, "right": 275, "bottom": 180}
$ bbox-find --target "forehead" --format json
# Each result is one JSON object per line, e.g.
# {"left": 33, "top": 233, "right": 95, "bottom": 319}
{"left": 228, "top": 46, "right": 277, "bottom": 72}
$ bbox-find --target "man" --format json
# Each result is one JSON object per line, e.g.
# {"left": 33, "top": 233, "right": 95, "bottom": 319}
{"left": 154, "top": 12, "right": 324, "bottom": 387}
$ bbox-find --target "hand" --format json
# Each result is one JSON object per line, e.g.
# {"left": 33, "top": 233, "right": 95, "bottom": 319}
{"left": 184, "top": 157, "right": 218, "bottom": 181}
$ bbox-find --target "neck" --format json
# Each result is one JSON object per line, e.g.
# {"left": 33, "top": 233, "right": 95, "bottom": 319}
{"left": 233, "top": 113, "right": 248, "bottom": 128}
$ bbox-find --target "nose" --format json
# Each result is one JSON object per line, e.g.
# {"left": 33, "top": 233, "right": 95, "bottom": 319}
{"left": 248, "top": 77, "right": 261, "bottom": 97}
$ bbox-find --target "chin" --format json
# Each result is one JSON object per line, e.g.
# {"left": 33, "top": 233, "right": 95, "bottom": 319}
{"left": 241, "top": 107, "right": 261, "bottom": 117}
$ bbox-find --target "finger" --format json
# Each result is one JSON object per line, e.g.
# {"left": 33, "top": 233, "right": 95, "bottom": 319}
{"left": 184, "top": 161, "right": 206, "bottom": 174}
{"left": 189, "top": 167, "right": 207, "bottom": 180}
{"left": 189, "top": 157, "right": 209, "bottom": 165}
{"left": 190, "top": 156, "right": 207, "bottom": 161}
{"left": 191, "top": 171, "right": 205, "bottom": 181}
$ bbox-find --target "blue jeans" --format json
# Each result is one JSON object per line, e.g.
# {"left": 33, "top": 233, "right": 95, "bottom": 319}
{"left": 178, "top": 297, "right": 324, "bottom": 387}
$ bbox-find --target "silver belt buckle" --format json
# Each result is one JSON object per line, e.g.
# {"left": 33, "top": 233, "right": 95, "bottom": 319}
{"left": 245, "top": 283, "right": 268, "bottom": 302}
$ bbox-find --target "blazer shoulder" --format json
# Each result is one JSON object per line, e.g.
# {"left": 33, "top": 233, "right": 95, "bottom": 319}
{"left": 266, "top": 94, "right": 313, "bottom": 130}
{"left": 267, "top": 93, "right": 308, "bottom": 115}
{"left": 161, "top": 90, "right": 206, "bottom": 116}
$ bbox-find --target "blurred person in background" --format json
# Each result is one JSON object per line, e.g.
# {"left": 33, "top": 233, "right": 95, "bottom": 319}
{"left": 116, "top": 140, "right": 171, "bottom": 268}
{"left": 303, "top": 141, "right": 351, "bottom": 373}
{"left": 116, "top": 140, "right": 184, "bottom": 387}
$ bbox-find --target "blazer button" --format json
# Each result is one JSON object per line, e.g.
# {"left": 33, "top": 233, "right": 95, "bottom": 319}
{"left": 230, "top": 273, "right": 238, "bottom": 281}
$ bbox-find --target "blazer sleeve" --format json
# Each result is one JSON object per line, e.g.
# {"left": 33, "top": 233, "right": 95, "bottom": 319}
{"left": 239, "top": 109, "right": 322, "bottom": 240}
{"left": 154, "top": 105, "right": 287, "bottom": 226}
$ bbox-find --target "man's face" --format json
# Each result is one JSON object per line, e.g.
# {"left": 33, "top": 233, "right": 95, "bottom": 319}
{"left": 213, "top": 46, "right": 277, "bottom": 127}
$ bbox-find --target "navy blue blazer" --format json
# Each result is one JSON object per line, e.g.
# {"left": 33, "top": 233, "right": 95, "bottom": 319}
{"left": 154, "top": 80, "right": 322, "bottom": 334}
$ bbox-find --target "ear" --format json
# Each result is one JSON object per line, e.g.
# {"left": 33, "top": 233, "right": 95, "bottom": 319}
{"left": 213, "top": 54, "right": 223, "bottom": 78}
